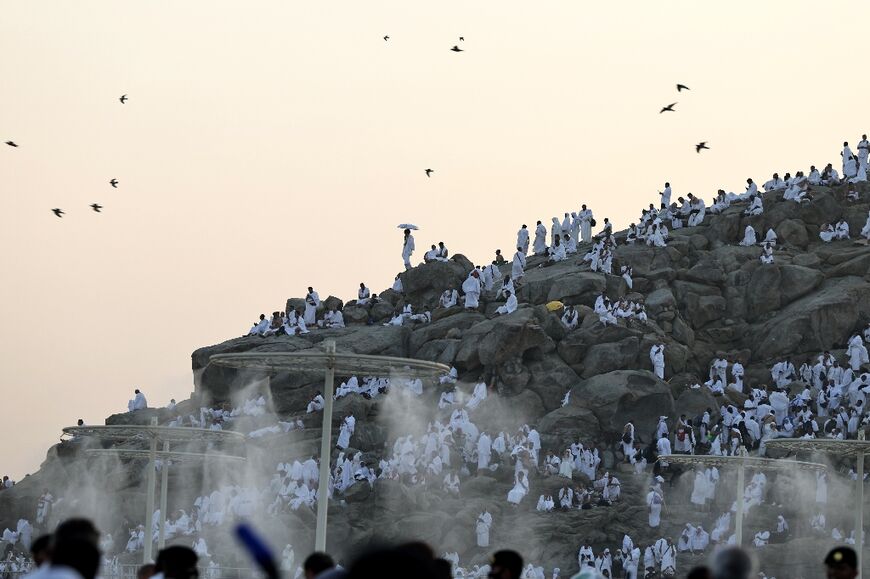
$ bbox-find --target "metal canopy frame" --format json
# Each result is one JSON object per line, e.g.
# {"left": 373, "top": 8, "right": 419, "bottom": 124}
{"left": 206, "top": 342, "right": 450, "bottom": 552}
{"left": 65, "top": 419, "right": 246, "bottom": 563}
{"left": 208, "top": 350, "right": 449, "bottom": 378}
{"left": 766, "top": 436, "right": 870, "bottom": 578}
{"left": 659, "top": 452, "right": 826, "bottom": 547}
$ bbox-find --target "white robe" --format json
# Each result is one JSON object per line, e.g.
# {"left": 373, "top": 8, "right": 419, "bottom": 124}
{"left": 512, "top": 252, "right": 526, "bottom": 280}
{"left": 533, "top": 224, "right": 547, "bottom": 254}
{"left": 496, "top": 294, "right": 518, "bottom": 315}
{"left": 462, "top": 275, "right": 482, "bottom": 309}
{"left": 740, "top": 225, "right": 755, "bottom": 247}
{"left": 402, "top": 235, "right": 415, "bottom": 267}
{"left": 304, "top": 291, "right": 320, "bottom": 325}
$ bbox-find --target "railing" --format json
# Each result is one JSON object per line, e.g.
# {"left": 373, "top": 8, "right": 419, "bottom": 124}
{"left": 107, "top": 565, "right": 264, "bottom": 579}
{"left": 0, "top": 565, "right": 264, "bottom": 579}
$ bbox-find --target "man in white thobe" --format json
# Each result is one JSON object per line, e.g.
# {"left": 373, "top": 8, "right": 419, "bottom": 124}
{"left": 462, "top": 271, "right": 482, "bottom": 310}
{"left": 512, "top": 248, "right": 526, "bottom": 283}
{"left": 650, "top": 345, "right": 665, "bottom": 379}
{"left": 660, "top": 183, "right": 672, "bottom": 208}
{"left": 128, "top": 389, "right": 147, "bottom": 412}
{"left": 517, "top": 225, "right": 530, "bottom": 254}
{"left": 533, "top": 221, "right": 547, "bottom": 255}
{"left": 304, "top": 287, "right": 320, "bottom": 326}
{"left": 578, "top": 205, "right": 593, "bottom": 243}
{"left": 402, "top": 229, "right": 415, "bottom": 270}
{"left": 495, "top": 290, "right": 518, "bottom": 316}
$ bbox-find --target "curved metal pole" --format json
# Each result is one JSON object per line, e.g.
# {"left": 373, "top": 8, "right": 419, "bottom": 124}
{"left": 857, "top": 450, "right": 865, "bottom": 579}
{"left": 315, "top": 340, "right": 337, "bottom": 552}
{"left": 143, "top": 417, "right": 158, "bottom": 563}
{"left": 158, "top": 441, "right": 170, "bottom": 550}
{"left": 735, "top": 456, "right": 745, "bottom": 547}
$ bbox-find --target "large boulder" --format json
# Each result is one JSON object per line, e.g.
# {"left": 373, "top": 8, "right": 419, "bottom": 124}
{"left": 454, "top": 309, "right": 552, "bottom": 370}
{"left": 752, "top": 276, "right": 870, "bottom": 360}
{"left": 399, "top": 258, "right": 472, "bottom": 309}
{"left": 581, "top": 337, "right": 640, "bottom": 378}
{"left": 570, "top": 370, "right": 675, "bottom": 439}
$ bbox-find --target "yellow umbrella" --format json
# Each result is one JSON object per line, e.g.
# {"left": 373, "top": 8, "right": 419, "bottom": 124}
{"left": 545, "top": 300, "right": 564, "bottom": 312}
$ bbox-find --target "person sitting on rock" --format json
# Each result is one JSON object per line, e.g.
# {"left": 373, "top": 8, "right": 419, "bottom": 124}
{"left": 759, "top": 242, "right": 775, "bottom": 264}
{"left": 439, "top": 288, "right": 458, "bottom": 308}
{"left": 561, "top": 305, "right": 579, "bottom": 330}
{"left": 247, "top": 314, "right": 269, "bottom": 336}
{"left": 744, "top": 194, "right": 763, "bottom": 216}
{"left": 423, "top": 244, "right": 438, "bottom": 263}
{"left": 128, "top": 389, "right": 147, "bottom": 412}
{"left": 835, "top": 219, "right": 851, "bottom": 240}
{"left": 819, "top": 223, "right": 837, "bottom": 242}
{"left": 821, "top": 163, "right": 841, "bottom": 185}
{"left": 495, "top": 290, "right": 518, "bottom": 316}
{"left": 318, "top": 306, "right": 345, "bottom": 329}
{"left": 357, "top": 283, "right": 371, "bottom": 305}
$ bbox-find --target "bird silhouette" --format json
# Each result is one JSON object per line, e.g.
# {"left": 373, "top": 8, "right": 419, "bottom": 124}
{"left": 459, "top": 36, "right": 464, "bottom": 41}
{"left": 696, "top": 142, "right": 709, "bottom": 153}
{"left": 659, "top": 103, "right": 677, "bottom": 113}
{"left": 676, "top": 84, "right": 690, "bottom": 92}
{"left": 119, "top": 94, "right": 128, "bottom": 104}
{"left": 450, "top": 45, "right": 463, "bottom": 52}
{"left": 383, "top": 35, "right": 389, "bottom": 41}
{"left": 109, "top": 179, "right": 118, "bottom": 188}
{"left": 425, "top": 169, "right": 434, "bottom": 177}
{"left": 5, "top": 141, "right": 17, "bottom": 147}
{"left": 91, "top": 203, "right": 103, "bottom": 212}
{"left": 52, "top": 208, "right": 64, "bottom": 218}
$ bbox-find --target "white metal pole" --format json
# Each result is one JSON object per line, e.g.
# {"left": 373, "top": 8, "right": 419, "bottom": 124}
{"left": 857, "top": 451, "right": 865, "bottom": 579}
{"left": 735, "top": 460, "right": 745, "bottom": 547}
{"left": 315, "top": 340, "right": 337, "bottom": 552}
{"left": 158, "top": 441, "right": 170, "bottom": 550}
{"left": 143, "top": 418, "right": 158, "bottom": 563}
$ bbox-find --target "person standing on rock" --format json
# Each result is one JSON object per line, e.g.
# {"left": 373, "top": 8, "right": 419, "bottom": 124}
{"left": 621, "top": 422, "right": 635, "bottom": 460}
{"left": 402, "top": 228, "right": 415, "bottom": 270}
{"left": 516, "top": 225, "right": 530, "bottom": 254}
{"left": 511, "top": 247, "right": 526, "bottom": 284}
{"left": 304, "top": 287, "right": 320, "bottom": 326}
{"left": 462, "top": 271, "right": 482, "bottom": 311}
{"left": 533, "top": 221, "right": 547, "bottom": 255}
{"left": 550, "top": 217, "right": 562, "bottom": 247}
{"left": 578, "top": 205, "right": 594, "bottom": 243}
{"left": 336, "top": 414, "right": 355, "bottom": 450}
{"left": 646, "top": 487, "right": 664, "bottom": 528}
{"left": 659, "top": 183, "right": 672, "bottom": 208}
{"left": 475, "top": 512, "right": 492, "bottom": 548}
{"left": 843, "top": 141, "right": 854, "bottom": 175}
{"left": 650, "top": 344, "right": 666, "bottom": 379}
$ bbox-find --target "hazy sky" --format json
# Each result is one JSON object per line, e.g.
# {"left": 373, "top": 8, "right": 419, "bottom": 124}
{"left": 2, "top": 0, "right": 868, "bottom": 478}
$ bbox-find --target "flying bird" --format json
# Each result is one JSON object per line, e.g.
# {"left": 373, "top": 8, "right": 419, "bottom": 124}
{"left": 659, "top": 103, "right": 677, "bottom": 113}
{"left": 109, "top": 179, "right": 118, "bottom": 188}
{"left": 119, "top": 94, "right": 128, "bottom": 104}
{"left": 425, "top": 169, "right": 434, "bottom": 177}
{"left": 91, "top": 203, "right": 103, "bottom": 212}
{"left": 5, "top": 141, "right": 17, "bottom": 147}
{"left": 450, "top": 45, "right": 463, "bottom": 52}
{"left": 696, "top": 141, "right": 709, "bottom": 153}
{"left": 676, "top": 84, "right": 690, "bottom": 92}
{"left": 52, "top": 208, "right": 64, "bottom": 218}
{"left": 459, "top": 36, "right": 464, "bottom": 41}
{"left": 383, "top": 35, "right": 389, "bottom": 41}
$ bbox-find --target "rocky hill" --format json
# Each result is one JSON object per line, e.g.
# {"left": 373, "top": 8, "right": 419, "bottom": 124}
{"left": 2, "top": 182, "right": 869, "bottom": 577}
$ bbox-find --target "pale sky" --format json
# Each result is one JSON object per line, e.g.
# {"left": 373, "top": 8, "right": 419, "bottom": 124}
{"left": 1, "top": 0, "right": 868, "bottom": 478}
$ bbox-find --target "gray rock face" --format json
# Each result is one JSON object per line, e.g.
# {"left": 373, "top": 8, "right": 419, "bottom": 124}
{"left": 9, "top": 186, "right": 870, "bottom": 579}
{"left": 571, "top": 370, "right": 675, "bottom": 440}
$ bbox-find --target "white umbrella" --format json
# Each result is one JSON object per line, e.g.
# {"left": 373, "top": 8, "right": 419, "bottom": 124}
{"left": 397, "top": 223, "right": 419, "bottom": 230}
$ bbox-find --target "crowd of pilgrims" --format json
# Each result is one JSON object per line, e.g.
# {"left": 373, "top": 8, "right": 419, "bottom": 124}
{"left": 5, "top": 138, "right": 870, "bottom": 579}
